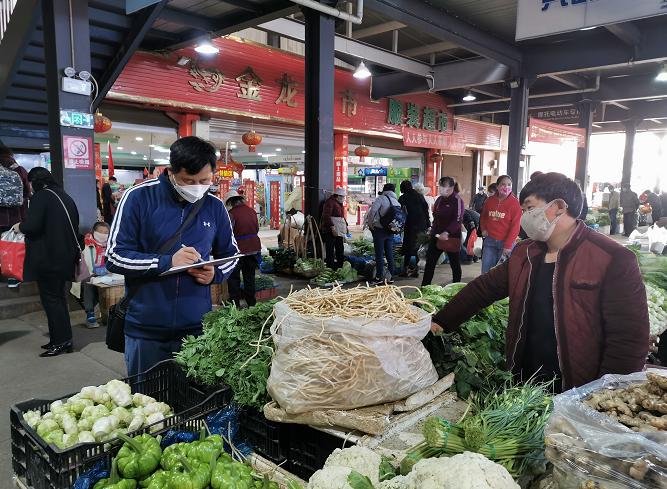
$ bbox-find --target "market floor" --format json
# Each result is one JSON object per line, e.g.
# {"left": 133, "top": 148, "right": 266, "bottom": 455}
{"left": 0, "top": 257, "right": 479, "bottom": 484}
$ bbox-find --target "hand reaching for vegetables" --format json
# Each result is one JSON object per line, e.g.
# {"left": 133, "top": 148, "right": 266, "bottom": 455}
{"left": 431, "top": 322, "right": 443, "bottom": 334}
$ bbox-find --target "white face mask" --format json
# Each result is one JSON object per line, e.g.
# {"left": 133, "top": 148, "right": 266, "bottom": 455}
{"left": 439, "top": 186, "right": 453, "bottom": 197}
{"left": 520, "top": 200, "right": 567, "bottom": 242}
{"left": 93, "top": 232, "right": 108, "bottom": 245}
{"left": 170, "top": 174, "right": 210, "bottom": 203}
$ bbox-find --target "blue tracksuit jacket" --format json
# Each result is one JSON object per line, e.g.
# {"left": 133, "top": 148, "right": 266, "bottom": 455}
{"left": 106, "top": 173, "right": 239, "bottom": 340}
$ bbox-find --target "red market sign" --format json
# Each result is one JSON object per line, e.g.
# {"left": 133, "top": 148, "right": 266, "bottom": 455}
{"left": 528, "top": 117, "right": 586, "bottom": 148}
{"left": 270, "top": 181, "right": 280, "bottom": 230}
{"left": 218, "top": 165, "right": 234, "bottom": 179}
{"left": 243, "top": 179, "right": 256, "bottom": 210}
{"left": 402, "top": 127, "right": 467, "bottom": 153}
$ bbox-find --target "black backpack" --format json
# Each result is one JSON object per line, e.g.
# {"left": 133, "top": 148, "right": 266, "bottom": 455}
{"left": 379, "top": 195, "right": 406, "bottom": 234}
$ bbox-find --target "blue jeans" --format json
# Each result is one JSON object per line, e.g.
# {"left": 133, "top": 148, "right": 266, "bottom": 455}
{"left": 371, "top": 228, "right": 396, "bottom": 279}
{"left": 481, "top": 237, "right": 506, "bottom": 274}
{"left": 125, "top": 334, "right": 192, "bottom": 377}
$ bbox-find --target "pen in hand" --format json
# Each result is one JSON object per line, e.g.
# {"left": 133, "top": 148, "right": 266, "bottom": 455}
{"left": 181, "top": 244, "right": 204, "bottom": 263}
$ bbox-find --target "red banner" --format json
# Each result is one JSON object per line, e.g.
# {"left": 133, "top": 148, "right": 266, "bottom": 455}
{"left": 94, "top": 143, "right": 102, "bottom": 182}
{"left": 219, "top": 179, "right": 231, "bottom": 198}
{"left": 424, "top": 149, "right": 440, "bottom": 192}
{"left": 402, "top": 127, "right": 467, "bottom": 153}
{"left": 334, "top": 133, "right": 348, "bottom": 206}
{"left": 243, "top": 179, "right": 256, "bottom": 210}
{"left": 528, "top": 117, "right": 586, "bottom": 148}
{"left": 270, "top": 181, "right": 280, "bottom": 230}
{"left": 218, "top": 165, "right": 234, "bottom": 179}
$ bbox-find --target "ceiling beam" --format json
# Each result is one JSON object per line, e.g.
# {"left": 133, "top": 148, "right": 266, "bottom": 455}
{"left": 547, "top": 73, "right": 587, "bottom": 90}
{"left": 605, "top": 22, "right": 642, "bottom": 47}
{"left": 259, "top": 18, "right": 432, "bottom": 77}
{"left": 601, "top": 100, "right": 667, "bottom": 122}
{"left": 351, "top": 20, "right": 406, "bottom": 39}
{"left": 159, "top": 7, "right": 218, "bottom": 31}
{"left": 371, "top": 57, "right": 509, "bottom": 99}
{"left": 219, "top": 0, "right": 262, "bottom": 12}
{"left": 364, "top": 0, "right": 522, "bottom": 72}
{"left": 400, "top": 41, "right": 458, "bottom": 58}
{"left": 471, "top": 85, "right": 507, "bottom": 98}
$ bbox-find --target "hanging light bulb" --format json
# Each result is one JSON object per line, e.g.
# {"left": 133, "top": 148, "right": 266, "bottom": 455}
{"left": 353, "top": 61, "right": 372, "bottom": 79}
{"left": 656, "top": 63, "right": 667, "bottom": 82}
{"left": 195, "top": 36, "right": 219, "bottom": 55}
{"left": 462, "top": 91, "right": 477, "bottom": 102}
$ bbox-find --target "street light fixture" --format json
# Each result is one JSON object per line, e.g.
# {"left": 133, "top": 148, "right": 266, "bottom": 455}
{"left": 657, "top": 64, "right": 667, "bottom": 82}
{"left": 195, "top": 37, "right": 219, "bottom": 55}
{"left": 353, "top": 61, "right": 371, "bottom": 79}
{"left": 462, "top": 91, "right": 477, "bottom": 102}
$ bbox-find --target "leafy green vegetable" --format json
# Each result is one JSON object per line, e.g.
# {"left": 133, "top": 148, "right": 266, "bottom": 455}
{"left": 312, "top": 262, "right": 358, "bottom": 286}
{"left": 350, "top": 237, "right": 375, "bottom": 257}
{"left": 175, "top": 302, "right": 276, "bottom": 409}
{"left": 294, "top": 258, "right": 324, "bottom": 276}
{"left": 347, "top": 471, "right": 375, "bottom": 489}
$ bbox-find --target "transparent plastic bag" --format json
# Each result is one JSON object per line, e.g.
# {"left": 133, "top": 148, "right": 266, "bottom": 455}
{"left": 267, "top": 299, "right": 438, "bottom": 414}
{"left": 545, "top": 370, "right": 667, "bottom": 489}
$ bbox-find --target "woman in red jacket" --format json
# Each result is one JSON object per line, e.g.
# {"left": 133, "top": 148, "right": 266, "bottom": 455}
{"left": 421, "top": 176, "right": 465, "bottom": 286}
{"left": 226, "top": 190, "right": 261, "bottom": 307}
{"left": 480, "top": 175, "right": 522, "bottom": 273}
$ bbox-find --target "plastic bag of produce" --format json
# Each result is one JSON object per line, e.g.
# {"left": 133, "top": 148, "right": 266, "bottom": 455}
{"left": 267, "top": 289, "right": 438, "bottom": 414}
{"left": 545, "top": 370, "right": 667, "bottom": 489}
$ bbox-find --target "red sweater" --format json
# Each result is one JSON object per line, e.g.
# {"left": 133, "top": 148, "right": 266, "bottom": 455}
{"left": 431, "top": 193, "right": 464, "bottom": 238}
{"left": 480, "top": 194, "right": 522, "bottom": 249}
{"left": 229, "top": 204, "right": 261, "bottom": 254}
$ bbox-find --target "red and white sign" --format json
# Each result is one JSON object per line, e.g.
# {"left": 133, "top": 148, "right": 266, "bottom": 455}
{"left": 270, "top": 181, "right": 280, "bottom": 230}
{"left": 528, "top": 117, "right": 586, "bottom": 148}
{"left": 402, "top": 127, "right": 467, "bottom": 153}
{"left": 243, "top": 179, "right": 256, "bottom": 210}
{"left": 218, "top": 165, "right": 234, "bottom": 179}
{"left": 93, "top": 143, "right": 102, "bottom": 182}
{"left": 63, "top": 135, "right": 93, "bottom": 169}
{"left": 424, "top": 150, "right": 440, "bottom": 192}
{"left": 219, "top": 179, "right": 231, "bottom": 197}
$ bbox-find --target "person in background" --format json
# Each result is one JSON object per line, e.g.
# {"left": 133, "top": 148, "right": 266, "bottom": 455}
{"left": 487, "top": 182, "right": 498, "bottom": 199}
{"left": 620, "top": 183, "right": 640, "bottom": 236}
{"left": 102, "top": 176, "right": 118, "bottom": 225}
{"left": 430, "top": 172, "right": 649, "bottom": 392}
{"left": 471, "top": 186, "right": 487, "bottom": 214}
{"left": 95, "top": 180, "right": 103, "bottom": 222}
{"left": 398, "top": 180, "right": 430, "bottom": 278}
{"left": 480, "top": 175, "right": 522, "bottom": 273}
{"left": 0, "top": 144, "right": 29, "bottom": 288}
{"left": 643, "top": 189, "right": 663, "bottom": 226}
{"left": 71, "top": 222, "right": 110, "bottom": 328}
{"left": 13, "top": 168, "right": 80, "bottom": 357}
{"left": 226, "top": 190, "right": 261, "bottom": 308}
{"left": 365, "top": 182, "right": 400, "bottom": 284}
{"left": 320, "top": 188, "right": 347, "bottom": 270}
{"left": 608, "top": 185, "right": 620, "bottom": 235}
{"left": 421, "top": 176, "right": 465, "bottom": 286}
{"left": 414, "top": 182, "right": 435, "bottom": 223}
{"left": 462, "top": 208, "right": 480, "bottom": 264}
{"left": 106, "top": 136, "right": 240, "bottom": 376}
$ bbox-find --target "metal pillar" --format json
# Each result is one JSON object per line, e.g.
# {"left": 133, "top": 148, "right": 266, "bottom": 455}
{"left": 575, "top": 101, "right": 594, "bottom": 187}
{"left": 303, "top": 4, "right": 336, "bottom": 219}
{"left": 507, "top": 77, "right": 531, "bottom": 185}
{"left": 42, "top": 0, "right": 96, "bottom": 232}
{"left": 622, "top": 119, "right": 638, "bottom": 186}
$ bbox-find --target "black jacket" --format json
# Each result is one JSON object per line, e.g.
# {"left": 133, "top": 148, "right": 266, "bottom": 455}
{"left": 19, "top": 186, "right": 80, "bottom": 281}
{"left": 471, "top": 192, "right": 487, "bottom": 214}
{"left": 399, "top": 189, "right": 430, "bottom": 231}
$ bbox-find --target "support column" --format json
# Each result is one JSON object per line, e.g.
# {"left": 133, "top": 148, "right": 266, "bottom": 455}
{"left": 424, "top": 150, "right": 439, "bottom": 192}
{"left": 303, "top": 3, "right": 336, "bottom": 219}
{"left": 42, "top": 0, "right": 96, "bottom": 231}
{"left": 622, "top": 120, "right": 638, "bottom": 185}
{"left": 507, "top": 77, "right": 531, "bottom": 185}
{"left": 575, "top": 101, "right": 594, "bottom": 187}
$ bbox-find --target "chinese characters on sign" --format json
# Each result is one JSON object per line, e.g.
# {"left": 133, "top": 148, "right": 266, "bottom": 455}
{"left": 342, "top": 90, "right": 357, "bottom": 117}
{"left": 218, "top": 165, "right": 234, "bottom": 179}
{"left": 59, "top": 110, "right": 94, "bottom": 129}
{"left": 533, "top": 107, "right": 580, "bottom": 121}
{"left": 243, "top": 179, "right": 256, "bottom": 210}
{"left": 406, "top": 103, "right": 420, "bottom": 128}
{"left": 275, "top": 73, "right": 298, "bottom": 107}
{"left": 387, "top": 99, "right": 404, "bottom": 125}
{"left": 334, "top": 157, "right": 348, "bottom": 192}
{"left": 63, "top": 135, "right": 93, "bottom": 170}
{"left": 387, "top": 99, "right": 451, "bottom": 133}
{"left": 188, "top": 65, "right": 224, "bottom": 93}
{"left": 270, "top": 181, "right": 280, "bottom": 230}
{"left": 402, "top": 127, "right": 466, "bottom": 153}
{"left": 528, "top": 117, "right": 586, "bottom": 148}
{"left": 236, "top": 67, "right": 263, "bottom": 101}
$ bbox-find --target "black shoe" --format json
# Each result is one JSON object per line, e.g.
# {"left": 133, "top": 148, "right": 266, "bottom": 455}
{"left": 40, "top": 341, "right": 73, "bottom": 357}
{"left": 40, "top": 342, "right": 52, "bottom": 350}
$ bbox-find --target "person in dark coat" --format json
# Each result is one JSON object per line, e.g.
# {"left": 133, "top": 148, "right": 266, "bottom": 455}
{"left": 620, "top": 183, "right": 640, "bottom": 236}
{"left": 13, "top": 168, "right": 80, "bottom": 357}
{"left": 398, "top": 180, "right": 430, "bottom": 278}
{"left": 101, "top": 176, "right": 117, "bottom": 224}
{"left": 320, "top": 188, "right": 347, "bottom": 270}
{"left": 643, "top": 190, "right": 663, "bottom": 225}
{"left": 471, "top": 186, "right": 488, "bottom": 214}
{"left": 226, "top": 190, "right": 261, "bottom": 307}
{"left": 461, "top": 208, "right": 480, "bottom": 263}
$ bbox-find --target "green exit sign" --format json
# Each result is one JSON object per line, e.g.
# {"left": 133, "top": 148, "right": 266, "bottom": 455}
{"left": 60, "top": 110, "right": 93, "bottom": 129}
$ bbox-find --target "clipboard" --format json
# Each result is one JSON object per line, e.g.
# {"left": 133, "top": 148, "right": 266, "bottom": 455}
{"left": 159, "top": 254, "right": 246, "bottom": 276}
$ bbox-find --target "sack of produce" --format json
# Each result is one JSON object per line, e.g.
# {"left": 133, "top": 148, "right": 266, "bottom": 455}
{"left": 545, "top": 370, "right": 667, "bottom": 489}
{"left": 267, "top": 285, "right": 438, "bottom": 414}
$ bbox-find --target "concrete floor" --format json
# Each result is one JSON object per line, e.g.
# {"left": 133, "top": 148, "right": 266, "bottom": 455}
{"left": 0, "top": 242, "right": 480, "bottom": 486}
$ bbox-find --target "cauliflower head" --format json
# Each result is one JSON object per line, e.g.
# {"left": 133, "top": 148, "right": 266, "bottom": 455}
{"left": 405, "top": 452, "right": 519, "bottom": 489}
{"left": 324, "top": 447, "right": 382, "bottom": 484}
{"left": 307, "top": 466, "right": 354, "bottom": 489}
{"left": 377, "top": 475, "right": 409, "bottom": 489}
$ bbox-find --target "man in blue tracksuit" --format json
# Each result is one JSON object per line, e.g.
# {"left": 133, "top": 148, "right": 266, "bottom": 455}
{"left": 106, "top": 136, "right": 239, "bottom": 376}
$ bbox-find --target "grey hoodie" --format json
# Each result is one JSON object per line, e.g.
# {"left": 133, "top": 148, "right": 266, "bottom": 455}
{"left": 365, "top": 191, "right": 400, "bottom": 230}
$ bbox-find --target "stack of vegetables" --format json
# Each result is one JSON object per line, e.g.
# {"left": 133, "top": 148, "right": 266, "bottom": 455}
{"left": 627, "top": 250, "right": 667, "bottom": 336}
{"left": 414, "top": 284, "right": 510, "bottom": 398}
{"left": 349, "top": 238, "right": 374, "bottom": 258}
{"left": 294, "top": 258, "right": 324, "bottom": 278}
{"left": 92, "top": 429, "right": 285, "bottom": 489}
{"left": 22, "top": 380, "right": 173, "bottom": 450}
{"left": 401, "top": 382, "right": 552, "bottom": 481}
{"left": 240, "top": 273, "right": 276, "bottom": 292}
{"left": 176, "top": 302, "right": 276, "bottom": 410}
{"left": 311, "top": 262, "right": 358, "bottom": 287}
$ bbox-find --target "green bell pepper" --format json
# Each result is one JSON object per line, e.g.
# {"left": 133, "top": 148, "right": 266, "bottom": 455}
{"left": 139, "top": 469, "right": 170, "bottom": 489}
{"left": 167, "top": 455, "right": 211, "bottom": 489}
{"left": 116, "top": 433, "right": 162, "bottom": 479}
{"left": 93, "top": 458, "right": 137, "bottom": 489}
{"left": 161, "top": 443, "right": 191, "bottom": 471}
{"left": 211, "top": 455, "right": 255, "bottom": 489}
{"left": 186, "top": 427, "right": 223, "bottom": 464}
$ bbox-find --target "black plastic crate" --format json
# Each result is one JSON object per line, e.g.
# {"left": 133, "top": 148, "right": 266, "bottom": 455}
{"left": 238, "top": 408, "right": 287, "bottom": 464}
{"left": 10, "top": 360, "right": 231, "bottom": 489}
{"left": 283, "top": 424, "right": 354, "bottom": 480}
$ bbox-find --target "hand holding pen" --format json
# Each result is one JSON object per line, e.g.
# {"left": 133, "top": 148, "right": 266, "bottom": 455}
{"left": 171, "top": 244, "right": 202, "bottom": 267}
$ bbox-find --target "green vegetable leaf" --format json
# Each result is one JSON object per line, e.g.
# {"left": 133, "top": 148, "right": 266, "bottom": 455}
{"left": 347, "top": 471, "right": 375, "bottom": 489}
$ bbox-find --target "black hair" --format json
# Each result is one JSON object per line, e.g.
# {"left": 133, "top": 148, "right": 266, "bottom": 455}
{"left": 227, "top": 196, "right": 245, "bottom": 207}
{"left": 488, "top": 183, "right": 498, "bottom": 193}
{"left": 27, "top": 167, "right": 57, "bottom": 191}
{"left": 519, "top": 172, "right": 583, "bottom": 218}
{"left": 0, "top": 143, "right": 13, "bottom": 159}
{"left": 92, "top": 222, "right": 110, "bottom": 232}
{"left": 400, "top": 180, "right": 412, "bottom": 193}
{"left": 530, "top": 171, "right": 543, "bottom": 180}
{"left": 497, "top": 175, "right": 512, "bottom": 186}
{"left": 108, "top": 176, "right": 117, "bottom": 182}
{"left": 382, "top": 182, "right": 396, "bottom": 193}
{"left": 170, "top": 136, "right": 217, "bottom": 175}
{"left": 439, "top": 176, "right": 460, "bottom": 193}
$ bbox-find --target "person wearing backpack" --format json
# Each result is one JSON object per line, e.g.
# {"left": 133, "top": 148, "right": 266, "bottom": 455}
{"left": 364, "top": 182, "right": 405, "bottom": 284}
{"left": 421, "top": 176, "right": 465, "bottom": 286}
{"left": 0, "top": 144, "right": 29, "bottom": 288}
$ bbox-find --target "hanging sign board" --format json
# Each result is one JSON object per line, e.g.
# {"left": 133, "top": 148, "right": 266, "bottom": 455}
{"left": 363, "top": 167, "right": 388, "bottom": 177}
{"left": 270, "top": 181, "right": 281, "bottom": 230}
{"left": 63, "top": 135, "right": 93, "bottom": 169}
{"left": 60, "top": 109, "right": 94, "bottom": 129}
{"left": 402, "top": 127, "right": 467, "bottom": 153}
{"left": 243, "top": 179, "right": 256, "bottom": 210}
{"left": 516, "top": 0, "right": 667, "bottom": 41}
{"left": 528, "top": 117, "right": 586, "bottom": 148}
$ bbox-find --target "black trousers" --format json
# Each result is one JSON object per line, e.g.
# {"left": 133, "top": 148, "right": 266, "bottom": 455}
{"left": 37, "top": 276, "right": 72, "bottom": 345}
{"left": 228, "top": 255, "right": 259, "bottom": 307}
{"left": 624, "top": 212, "right": 637, "bottom": 237}
{"left": 323, "top": 233, "right": 344, "bottom": 270}
{"left": 402, "top": 228, "right": 421, "bottom": 270}
{"left": 421, "top": 237, "right": 461, "bottom": 286}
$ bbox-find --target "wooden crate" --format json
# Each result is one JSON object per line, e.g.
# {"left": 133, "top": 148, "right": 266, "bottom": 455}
{"left": 95, "top": 284, "right": 124, "bottom": 325}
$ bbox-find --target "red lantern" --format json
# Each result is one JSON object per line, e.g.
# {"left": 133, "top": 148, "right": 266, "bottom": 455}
{"left": 430, "top": 152, "right": 443, "bottom": 164}
{"left": 94, "top": 112, "right": 112, "bottom": 133}
{"left": 242, "top": 131, "right": 262, "bottom": 152}
{"left": 354, "top": 145, "right": 370, "bottom": 162}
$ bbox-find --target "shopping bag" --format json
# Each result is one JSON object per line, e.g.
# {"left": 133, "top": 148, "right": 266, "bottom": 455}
{"left": 0, "top": 230, "right": 25, "bottom": 281}
{"left": 466, "top": 228, "right": 478, "bottom": 256}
